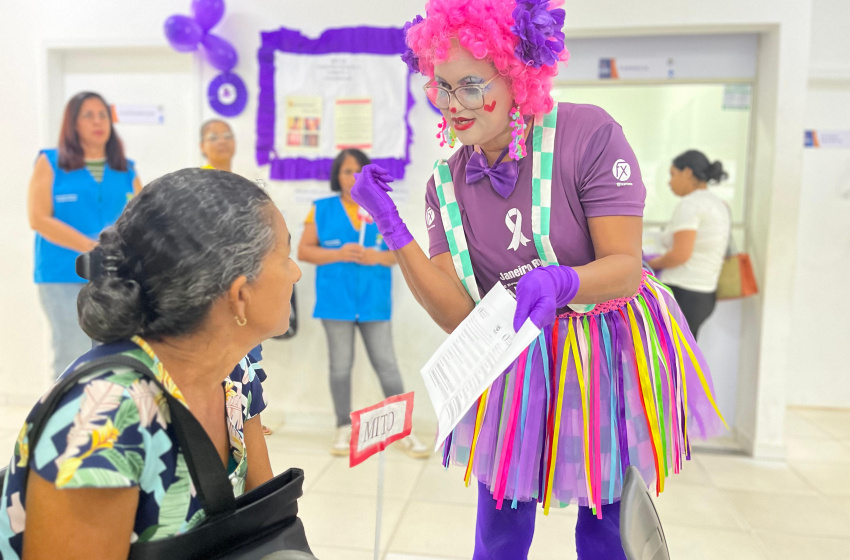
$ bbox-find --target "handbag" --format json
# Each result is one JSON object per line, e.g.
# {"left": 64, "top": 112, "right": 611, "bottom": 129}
{"left": 716, "top": 253, "right": 758, "bottom": 300}
{"left": 14, "top": 353, "right": 316, "bottom": 560}
{"left": 273, "top": 286, "right": 298, "bottom": 340}
{"left": 716, "top": 205, "right": 758, "bottom": 300}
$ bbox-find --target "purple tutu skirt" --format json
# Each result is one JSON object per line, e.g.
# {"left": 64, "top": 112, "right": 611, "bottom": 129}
{"left": 441, "top": 272, "right": 727, "bottom": 515}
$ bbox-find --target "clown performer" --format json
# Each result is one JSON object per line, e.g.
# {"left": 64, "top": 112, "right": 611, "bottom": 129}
{"left": 350, "top": 1, "right": 727, "bottom": 558}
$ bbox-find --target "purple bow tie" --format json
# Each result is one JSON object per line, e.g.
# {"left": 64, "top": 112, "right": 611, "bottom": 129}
{"left": 465, "top": 149, "right": 519, "bottom": 199}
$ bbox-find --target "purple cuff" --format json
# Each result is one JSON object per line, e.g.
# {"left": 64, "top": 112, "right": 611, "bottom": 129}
{"left": 375, "top": 211, "right": 413, "bottom": 251}
{"left": 550, "top": 265, "right": 581, "bottom": 307}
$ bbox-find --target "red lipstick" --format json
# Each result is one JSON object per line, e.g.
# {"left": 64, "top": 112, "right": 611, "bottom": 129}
{"left": 453, "top": 117, "right": 474, "bottom": 131}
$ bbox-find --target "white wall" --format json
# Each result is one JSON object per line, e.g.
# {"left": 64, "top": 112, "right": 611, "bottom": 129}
{"left": 786, "top": 0, "right": 850, "bottom": 408}
{"left": 0, "top": 1, "right": 821, "bottom": 454}
{"left": 0, "top": 4, "right": 43, "bottom": 405}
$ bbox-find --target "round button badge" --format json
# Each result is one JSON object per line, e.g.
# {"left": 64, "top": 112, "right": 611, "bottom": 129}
{"left": 207, "top": 72, "right": 247, "bottom": 117}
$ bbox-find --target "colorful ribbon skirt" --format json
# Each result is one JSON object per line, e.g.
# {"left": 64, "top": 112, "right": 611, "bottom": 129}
{"left": 441, "top": 272, "right": 727, "bottom": 516}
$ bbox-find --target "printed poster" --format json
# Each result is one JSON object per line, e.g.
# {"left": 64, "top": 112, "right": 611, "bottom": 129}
{"left": 284, "top": 96, "right": 322, "bottom": 153}
{"left": 335, "top": 98, "right": 373, "bottom": 150}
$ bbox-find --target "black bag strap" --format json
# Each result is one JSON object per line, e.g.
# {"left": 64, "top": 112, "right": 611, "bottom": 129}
{"left": 23, "top": 353, "right": 237, "bottom": 518}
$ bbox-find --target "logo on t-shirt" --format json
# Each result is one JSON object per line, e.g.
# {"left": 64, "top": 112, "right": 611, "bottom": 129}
{"left": 613, "top": 159, "right": 631, "bottom": 181}
{"left": 613, "top": 159, "right": 634, "bottom": 187}
{"left": 505, "top": 208, "right": 530, "bottom": 251}
{"left": 426, "top": 207, "right": 436, "bottom": 228}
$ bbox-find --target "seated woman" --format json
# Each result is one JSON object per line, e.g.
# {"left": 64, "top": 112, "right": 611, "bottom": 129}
{"left": 0, "top": 168, "right": 301, "bottom": 559}
{"left": 197, "top": 118, "right": 276, "bottom": 435}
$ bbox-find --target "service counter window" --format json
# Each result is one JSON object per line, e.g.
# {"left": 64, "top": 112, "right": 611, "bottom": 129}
{"left": 551, "top": 83, "right": 753, "bottom": 252}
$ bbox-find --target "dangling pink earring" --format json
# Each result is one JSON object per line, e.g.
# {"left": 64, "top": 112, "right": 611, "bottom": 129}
{"left": 509, "top": 106, "right": 527, "bottom": 161}
{"left": 437, "top": 116, "right": 457, "bottom": 148}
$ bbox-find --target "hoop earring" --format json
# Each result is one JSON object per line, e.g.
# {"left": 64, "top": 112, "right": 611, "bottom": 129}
{"left": 234, "top": 316, "right": 247, "bottom": 327}
{"left": 437, "top": 116, "right": 456, "bottom": 149}
{"left": 509, "top": 106, "right": 527, "bottom": 161}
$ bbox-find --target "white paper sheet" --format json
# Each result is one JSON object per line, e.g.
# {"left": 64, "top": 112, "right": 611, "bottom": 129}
{"left": 420, "top": 283, "right": 541, "bottom": 451}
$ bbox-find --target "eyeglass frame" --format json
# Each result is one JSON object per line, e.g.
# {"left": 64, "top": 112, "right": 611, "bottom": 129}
{"left": 78, "top": 110, "right": 110, "bottom": 122}
{"left": 423, "top": 73, "right": 502, "bottom": 111}
{"left": 203, "top": 132, "right": 235, "bottom": 143}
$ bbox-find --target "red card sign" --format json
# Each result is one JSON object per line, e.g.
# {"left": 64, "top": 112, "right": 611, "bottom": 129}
{"left": 357, "top": 206, "right": 375, "bottom": 225}
{"left": 349, "top": 392, "right": 414, "bottom": 467}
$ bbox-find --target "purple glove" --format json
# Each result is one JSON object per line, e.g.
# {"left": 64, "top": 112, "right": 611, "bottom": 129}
{"left": 513, "top": 265, "right": 581, "bottom": 332}
{"left": 351, "top": 164, "right": 413, "bottom": 251}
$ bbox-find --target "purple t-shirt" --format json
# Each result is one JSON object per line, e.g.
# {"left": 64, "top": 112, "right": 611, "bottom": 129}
{"left": 425, "top": 102, "right": 645, "bottom": 295}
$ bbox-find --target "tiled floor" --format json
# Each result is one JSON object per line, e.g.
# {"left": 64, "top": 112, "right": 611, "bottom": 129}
{"left": 2, "top": 404, "right": 848, "bottom": 559}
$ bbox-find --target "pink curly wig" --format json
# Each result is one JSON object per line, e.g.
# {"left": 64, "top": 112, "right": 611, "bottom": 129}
{"left": 405, "top": 0, "right": 569, "bottom": 116}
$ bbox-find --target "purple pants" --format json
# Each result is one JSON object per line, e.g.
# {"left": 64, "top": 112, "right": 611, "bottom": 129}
{"left": 474, "top": 482, "right": 627, "bottom": 560}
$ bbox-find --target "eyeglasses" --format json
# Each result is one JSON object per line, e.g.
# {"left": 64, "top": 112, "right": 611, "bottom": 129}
{"left": 80, "top": 111, "right": 109, "bottom": 121}
{"left": 204, "top": 132, "right": 234, "bottom": 143}
{"left": 423, "top": 73, "right": 501, "bottom": 111}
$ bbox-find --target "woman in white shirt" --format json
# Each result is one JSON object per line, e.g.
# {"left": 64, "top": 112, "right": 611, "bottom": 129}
{"left": 648, "top": 150, "right": 730, "bottom": 338}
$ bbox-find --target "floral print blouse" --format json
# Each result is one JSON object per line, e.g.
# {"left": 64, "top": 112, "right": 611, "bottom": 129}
{"left": 0, "top": 336, "right": 267, "bottom": 559}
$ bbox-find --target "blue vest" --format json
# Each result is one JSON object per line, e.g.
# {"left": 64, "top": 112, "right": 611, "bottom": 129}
{"left": 313, "top": 196, "right": 392, "bottom": 321}
{"left": 34, "top": 149, "right": 135, "bottom": 283}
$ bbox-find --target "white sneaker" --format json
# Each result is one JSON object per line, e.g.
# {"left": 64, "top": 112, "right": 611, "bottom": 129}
{"left": 330, "top": 425, "right": 351, "bottom": 457}
{"left": 399, "top": 432, "right": 430, "bottom": 459}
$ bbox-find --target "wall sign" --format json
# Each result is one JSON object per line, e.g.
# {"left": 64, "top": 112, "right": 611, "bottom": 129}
{"left": 805, "top": 130, "right": 850, "bottom": 149}
{"left": 110, "top": 104, "right": 164, "bottom": 124}
{"left": 599, "top": 57, "right": 675, "bottom": 80}
{"left": 723, "top": 84, "right": 752, "bottom": 110}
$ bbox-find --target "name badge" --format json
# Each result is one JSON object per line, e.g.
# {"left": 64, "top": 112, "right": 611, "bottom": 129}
{"left": 55, "top": 194, "right": 79, "bottom": 203}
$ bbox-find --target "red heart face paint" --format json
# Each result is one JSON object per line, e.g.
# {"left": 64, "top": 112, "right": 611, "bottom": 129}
{"left": 483, "top": 101, "right": 496, "bottom": 112}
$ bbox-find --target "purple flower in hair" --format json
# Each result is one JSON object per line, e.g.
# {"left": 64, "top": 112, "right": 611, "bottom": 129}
{"left": 511, "top": 0, "right": 566, "bottom": 68}
{"left": 401, "top": 14, "right": 424, "bottom": 73}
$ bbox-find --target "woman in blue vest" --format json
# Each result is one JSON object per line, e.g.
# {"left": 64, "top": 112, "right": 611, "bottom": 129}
{"left": 298, "top": 149, "right": 428, "bottom": 458}
{"left": 27, "top": 91, "right": 142, "bottom": 379}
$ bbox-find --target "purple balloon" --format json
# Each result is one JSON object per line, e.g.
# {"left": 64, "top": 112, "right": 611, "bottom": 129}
{"left": 192, "top": 0, "right": 226, "bottom": 32}
{"left": 164, "top": 15, "right": 203, "bottom": 52}
{"left": 202, "top": 33, "right": 238, "bottom": 72}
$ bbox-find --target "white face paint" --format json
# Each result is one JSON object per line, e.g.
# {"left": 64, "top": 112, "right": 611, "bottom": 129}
{"left": 432, "top": 45, "right": 514, "bottom": 153}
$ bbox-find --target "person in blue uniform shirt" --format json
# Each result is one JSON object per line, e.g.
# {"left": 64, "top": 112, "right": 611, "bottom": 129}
{"left": 298, "top": 149, "right": 429, "bottom": 458}
{"left": 27, "top": 91, "right": 142, "bottom": 379}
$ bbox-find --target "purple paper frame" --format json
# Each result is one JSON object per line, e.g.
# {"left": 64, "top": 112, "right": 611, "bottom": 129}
{"left": 256, "top": 26, "right": 414, "bottom": 181}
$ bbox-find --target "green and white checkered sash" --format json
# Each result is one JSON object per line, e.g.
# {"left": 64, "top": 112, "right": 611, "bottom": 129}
{"left": 433, "top": 107, "right": 560, "bottom": 305}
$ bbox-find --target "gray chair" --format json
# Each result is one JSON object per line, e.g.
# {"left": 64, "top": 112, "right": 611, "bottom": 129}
{"left": 619, "top": 465, "right": 670, "bottom": 560}
{"left": 260, "top": 552, "right": 319, "bottom": 560}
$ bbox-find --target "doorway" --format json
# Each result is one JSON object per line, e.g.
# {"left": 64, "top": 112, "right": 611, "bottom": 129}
{"left": 44, "top": 45, "right": 200, "bottom": 184}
